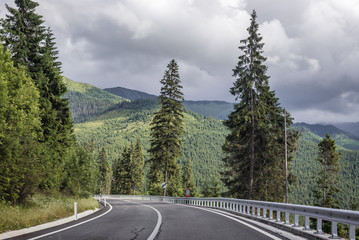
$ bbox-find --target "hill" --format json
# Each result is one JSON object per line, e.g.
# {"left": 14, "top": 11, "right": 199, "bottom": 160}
{"left": 104, "top": 86, "right": 157, "bottom": 101}
{"left": 333, "top": 122, "right": 359, "bottom": 138}
{"left": 183, "top": 101, "right": 233, "bottom": 120}
{"left": 293, "top": 122, "right": 359, "bottom": 150}
{"left": 74, "top": 99, "right": 228, "bottom": 189}
{"left": 65, "top": 79, "right": 358, "bottom": 209}
{"left": 62, "top": 77, "right": 127, "bottom": 123}
{"left": 290, "top": 124, "right": 359, "bottom": 209}
{"left": 104, "top": 86, "right": 234, "bottom": 120}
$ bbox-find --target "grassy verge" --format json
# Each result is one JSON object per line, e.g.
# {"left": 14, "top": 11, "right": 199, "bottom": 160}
{"left": 0, "top": 194, "right": 99, "bottom": 234}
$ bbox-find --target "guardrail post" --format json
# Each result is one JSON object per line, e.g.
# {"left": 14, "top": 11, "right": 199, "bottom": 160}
{"left": 303, "top": 216, "right": 311, "bottom": 230}
{"left": 74, "top": 202, "right": 78, "bottom": 220}
{"left": 257, "top": 207, "right": 261, "bottom": 217}
{"left": 269, "top": 209, "right": 273, "bottom": 220}
{"left": 331, "top": 221, "right": 340, "bottom": 239}
{"left": 276, "top": 211, "right": 281, "bottom": 222}
{"left": 293, "top": 214, "right": 299, "bottom": 227}
{"left": 349, "top": 225, "right": 355, "bottom": 240}
{"left": 263, "top": 208, "right": 267, "bottom": 218}
{"left": 315, "top": 218, "right": 323, "bottom": 234}
{"left": 285, "top": 212, "right": 290, "bottom": 224}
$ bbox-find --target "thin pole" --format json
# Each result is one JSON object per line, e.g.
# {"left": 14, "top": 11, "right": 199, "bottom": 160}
{"left": 284, "top": 108, "right": 288, "bottom": 203}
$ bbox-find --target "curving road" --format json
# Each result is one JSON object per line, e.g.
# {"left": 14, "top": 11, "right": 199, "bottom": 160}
{"left": 9, "top": 199, "right": 297, "bottom": 240}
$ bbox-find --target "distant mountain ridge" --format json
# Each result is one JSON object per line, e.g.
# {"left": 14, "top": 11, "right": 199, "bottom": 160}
{"left": 104, "top": 86, "right": 234, "bottom": 120}
{"left": 104, "top": 86, "right": 157, "bottom": 101}
{"left": 293, "top": 122, "right": 359, "bottom": 150}
{"left": 63, "top": 77, "right": 127, "bottom": 123}
{"left": 333, "top": 122, "right": 359, "bottom": 138}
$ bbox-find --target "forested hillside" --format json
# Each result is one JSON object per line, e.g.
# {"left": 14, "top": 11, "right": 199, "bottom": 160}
{"left": 104, "top": 86, "right": 157, "bottom": 101}
{"left": 74, "top": 99, "right": 228, "bottom": 191}
{"left": 291, "top": 124, "right": 359, "bottom": 209}
{"left": 67, "top": 79, "right": 359, "bottom": 209}
{"left": 334, "top": 122, "right": 359, "bottom": 138}
{"left": 104, "top": 86, "right": 234, "bottom": 120}
{"left": 63, "top": 77, "right": 127, "bottom": 123}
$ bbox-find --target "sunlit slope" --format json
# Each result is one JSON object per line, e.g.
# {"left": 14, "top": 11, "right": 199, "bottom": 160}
{"left": 74, "top": 100, "right": 228, "bottom": 187}
{"left": 63, "top": 77, "right": 128, "bottom": 123}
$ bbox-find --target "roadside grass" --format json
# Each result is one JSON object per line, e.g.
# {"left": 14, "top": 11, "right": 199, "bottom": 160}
{"left": 0, "top": 194, "right": 99, "bottom": 234}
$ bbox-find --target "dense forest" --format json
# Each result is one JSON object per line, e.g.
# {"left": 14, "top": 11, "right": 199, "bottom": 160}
{"left": 0, "top": 0, "right": 108, "bottom": 204}
{"left": 67, "top": 78, "right": 359, "bottom": 209}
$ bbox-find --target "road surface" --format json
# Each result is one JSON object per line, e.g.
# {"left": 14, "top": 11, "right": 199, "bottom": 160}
{"left": 9, "top": 199, "right": 297, "bottom": 240}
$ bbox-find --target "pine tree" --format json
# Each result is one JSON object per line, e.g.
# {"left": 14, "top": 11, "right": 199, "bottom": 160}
{"left": 1, "top": 0, "right": 75, "bottom": 191}
{"left": 112, "top": 141, "right": 145, "bottom": 194}
{"left": 222, "top": 10, "right": 298, "bottom": 201}
{"left": 313, "top": 134, "right": 341, "bottom": 208}
{"left": 0, "top": 44, "right": 43, "bottom": 204}
{"left": 132, "top": 139, "right": 144, "bottom": 194}
{"left": 148, "top": 59, "right": 184, "bottom": 196}
{"left": 98, "top": 147, "right": 112, "bottom": 195}
{"left": 183, "top": 158, "right": 197, "bottom": 197}
{"left": 201, "top": 181, "right": 211, "bottom": 197}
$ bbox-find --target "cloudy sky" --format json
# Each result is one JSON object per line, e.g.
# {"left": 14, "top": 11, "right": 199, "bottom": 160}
{"left": 1, "top": 0, "right": 359, "bottom": 123}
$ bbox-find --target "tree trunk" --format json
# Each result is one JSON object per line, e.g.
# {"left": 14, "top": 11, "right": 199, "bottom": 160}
{"left": 249, "top": 87, "right": 254, "bottom": 199}
{"left": 284, "top": 109, "right": 288, "bottom": 203}
{"left": 163, "top": 161, "right": 168, "bottom": 197}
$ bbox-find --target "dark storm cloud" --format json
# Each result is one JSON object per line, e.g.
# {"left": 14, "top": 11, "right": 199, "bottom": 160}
{"left": 1, "top": 0, "right": 358, "bottom": 123}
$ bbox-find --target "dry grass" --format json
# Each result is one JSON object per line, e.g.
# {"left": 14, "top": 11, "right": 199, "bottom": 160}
{"left": 0, "top": 194, "right": 99, "bottom": 234}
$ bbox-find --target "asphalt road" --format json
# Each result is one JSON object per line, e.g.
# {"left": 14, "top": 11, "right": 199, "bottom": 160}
{"left": 9, "top": 199, "right": 293, "bottom": 240}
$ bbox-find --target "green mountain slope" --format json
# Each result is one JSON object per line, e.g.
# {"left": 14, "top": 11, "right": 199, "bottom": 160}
{"left": 74, "top": 99, "right": 228, "bottom": 189}
{"left": 293, "top": 122, "right": 359, "bottom": 150}
{"left": 333, "top": 122, "right": 359, "bottom": 138}
{"left": 65, "top": 79, "right": 358, "bottom": 208}
{"left": 104, "top": 86, "right": 157, "bottom": 101}
{"left": 104, "top": 86, "right": 234, "bottom": 120}
{"left": 183, "top": 101, "right": 233, "bottom": 120}
{"left": 63, "top": 77, "right": 128, "bottom": 123}
{"left": 290, "top": 132, "right": 359, "bottom": 209}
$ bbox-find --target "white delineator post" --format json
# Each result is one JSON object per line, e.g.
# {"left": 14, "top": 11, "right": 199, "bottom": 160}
{"left": 74, "top": 202, "right": 78, "bottom": 220}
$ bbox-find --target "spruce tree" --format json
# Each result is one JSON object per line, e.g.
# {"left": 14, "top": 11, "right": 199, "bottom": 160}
{"left": 183, "top": 158, "right": 197, "bottom": 197}
{"left": 0, "top": 44, "right": 43, "bottom": 203}
{"left": 222, "top": 10, "right": 299, "bottom": 201}
{"left": 98, "top": 147, "right": 112, "bottom": 195}
{"left": 313, "top": 134, "right": 341, "bottom": 208}
{"left": 112, "top": 141, "right": 144, "bottom": 194}
{"left": 148, "top": 59, "right": 184, "bottom": 196}
{"left": 1, "top": 0, "right": 75, "bottom": 191}
{"left": 132, "top": 139, "right": 144, "bottom": 194}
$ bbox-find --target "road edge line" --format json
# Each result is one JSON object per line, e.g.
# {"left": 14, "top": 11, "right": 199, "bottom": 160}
{"left": 182, "top": 204, "right": 282, "bottom": 240}
{"left": 27, "top": 203, "right": 113, "bottom": 240}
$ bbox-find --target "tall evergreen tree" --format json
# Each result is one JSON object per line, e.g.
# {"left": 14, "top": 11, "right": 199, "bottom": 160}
{"left": 182, "top": 158, "right": 197, "bottom": 197}
{"left": 112, "top": 141, "right": 144, "bottom": 194}
{"left": 148, "top": 59, "right": 184, "bottom": 197}
{"left": 132, "top": 139, "right": 144, "bottom": 194}
{"left": 1, "top": 0, "right": 75, "bottom": 191}
{"left": 222, "top": 10, "right": 299, "bottom": 201}
{"left": 0, "top": 44, "right": 43, "bottom": 204}
{"left": 313, "top": 134, "right": 341, "bottom": 208}
{"left": 98, "top": 147, "right": 112, "bottom": 195}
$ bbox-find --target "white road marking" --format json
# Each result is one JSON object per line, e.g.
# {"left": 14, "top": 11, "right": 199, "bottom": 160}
{"left": 28, "top": 202, "right": 113, "bottom": 240}
{"left": 183, "top": 205, "right": 283, "bottom": 240}
{"left": 123, "top": 200, "right": 162, "bottom": 240}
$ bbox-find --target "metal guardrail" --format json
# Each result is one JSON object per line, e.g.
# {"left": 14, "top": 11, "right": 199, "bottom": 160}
{"left": 99, "top": 195, "right": 359, "bottom": 240}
